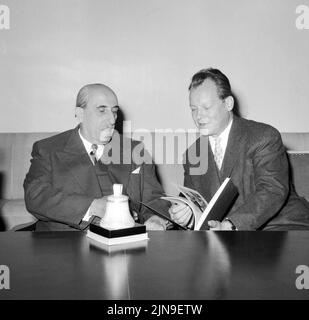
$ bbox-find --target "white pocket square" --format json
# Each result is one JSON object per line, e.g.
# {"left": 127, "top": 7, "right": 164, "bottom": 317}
{"left": 132, "top": 167, "right": 140, "bottom": 174}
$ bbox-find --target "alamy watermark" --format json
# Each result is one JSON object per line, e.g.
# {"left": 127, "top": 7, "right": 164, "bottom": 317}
{"left": 0, "top": 4, "right": 10, "bottom": 30}
{"left": 296, "top": 4, "right": 309, "bottom": 29}
{"left": 295, "top": 265, "right": 309, "bottom": 289}
{"left": 101, "top": 121, "right": 209, "bottom": 175}
{"left": 0, "top": 265, "right": 10, "bottom": 290}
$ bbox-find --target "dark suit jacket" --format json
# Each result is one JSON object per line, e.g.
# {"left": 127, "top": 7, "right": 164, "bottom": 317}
{"left": 184, "top": 116, "right": 309, "bottom": 230}
{"left": 24, "top": 127, "right": 169, "bottom": 231}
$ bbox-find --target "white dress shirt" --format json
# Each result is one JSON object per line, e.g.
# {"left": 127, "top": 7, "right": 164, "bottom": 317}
{"left": 78, "top": 130, "right": 104, "bottom": 163}
{"left": 187, "top": 118, "right": 234, "bottom": 229}
{"left": 209, "top": 118, "right": 233, "bottom": 170}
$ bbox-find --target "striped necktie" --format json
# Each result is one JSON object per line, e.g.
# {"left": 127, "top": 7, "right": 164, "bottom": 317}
{"left": 213, "top": 136, "right": 223, "bottom": 170}
{"left": 89, "top": 144, "right": 98, "bottom": 165}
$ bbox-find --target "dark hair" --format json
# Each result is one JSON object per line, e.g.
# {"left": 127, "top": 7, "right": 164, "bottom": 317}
{"left": 189, "top": 68, "right": 232, "bottom": 100}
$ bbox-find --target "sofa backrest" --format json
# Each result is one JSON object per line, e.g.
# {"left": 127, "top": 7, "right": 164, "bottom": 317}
{"left": 0, "top": 133, "right": 56, "bottom": 200}
{"left": 0, "top": 132, "right": 309, "bottom": 201}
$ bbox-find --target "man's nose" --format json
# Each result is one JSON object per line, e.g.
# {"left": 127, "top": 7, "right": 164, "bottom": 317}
{"left": 107, "top": 110, "right": 116, "bottom": 126}
{"left": 197, "top": 108, "right": 206, "bottom": 120}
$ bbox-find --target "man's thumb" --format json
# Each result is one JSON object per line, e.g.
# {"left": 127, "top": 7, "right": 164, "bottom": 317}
{"left": 208, "top": 220, "right": 219, "bottom": 228}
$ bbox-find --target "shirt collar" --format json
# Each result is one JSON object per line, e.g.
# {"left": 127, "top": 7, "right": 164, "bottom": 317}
{"left": 78, "top": 129, "right": 93, "bottom": 154}
{"left": 209, "top": 117, "right": 233, "bottom": 143}
{"left": 78, "top": 129, "right": 104, "bottom": 157}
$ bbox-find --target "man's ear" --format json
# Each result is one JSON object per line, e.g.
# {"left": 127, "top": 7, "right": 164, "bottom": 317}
{"left": 224, "top": 96, "right": 234, "bottom": 111}
{"left": 75, "top": 107, "right": 84, "bottom": 122}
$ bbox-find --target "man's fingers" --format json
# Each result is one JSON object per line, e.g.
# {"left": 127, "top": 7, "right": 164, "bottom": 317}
{"left": 208, "top": 220, "right": 220, "bottom": 229}
{"left": 178, "top": 207, "right": 192, "bottom": 222}
{"left": 145, "top": 221, "right": 165, "bottom": 231}
{"left": 170, "top": 206, "right": 191, "bottom": 221}
{"left": 166, "top": 221, "right": 174, "bottom": 229}
{"left": 177, "top": 211, "right": 192, "bottom": 226}
{"left": 169, "top": 202, "right": 189, "bottom": 213}
{"left": 169, "top": 205, "right": 192, "bottom": 226}
{"left": 145, "top": 216, "right": 167, "bottom": 231}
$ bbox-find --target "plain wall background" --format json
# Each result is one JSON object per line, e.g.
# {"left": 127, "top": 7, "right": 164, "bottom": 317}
{"left": 0, "top": 0, "right": 308, "bottom": 133}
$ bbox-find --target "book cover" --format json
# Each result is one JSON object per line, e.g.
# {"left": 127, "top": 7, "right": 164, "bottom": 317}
{"left": 159, "top": 177, "right": 239, "bottom": 230}
{"left": 195, "top": 178, "right": 238, "bottom": 230}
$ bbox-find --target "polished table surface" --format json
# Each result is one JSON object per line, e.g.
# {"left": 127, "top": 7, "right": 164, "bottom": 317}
{"left": 0, "top": 231, "right": 309, "bottom": 300}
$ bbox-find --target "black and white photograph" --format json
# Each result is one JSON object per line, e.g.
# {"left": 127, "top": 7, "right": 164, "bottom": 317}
{"left": 0, "top": 0, "right": 309, "bottom": 312}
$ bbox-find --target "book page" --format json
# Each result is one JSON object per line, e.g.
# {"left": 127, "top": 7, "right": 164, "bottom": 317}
{"left": 173, "top": 184, "right": 208, "bottom": 212}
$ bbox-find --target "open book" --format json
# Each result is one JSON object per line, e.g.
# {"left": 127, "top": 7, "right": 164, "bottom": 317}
{"left": 161, "top": 177, "right": 238, "bottom": 230}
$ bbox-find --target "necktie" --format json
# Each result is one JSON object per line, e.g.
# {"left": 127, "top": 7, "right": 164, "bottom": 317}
{"left": 90, "top": 144, "right": 98, "bottom": 165}
{"left": 213, "top": 136, "right": 223, "bottom": 170}
{"left": 90, "top": 144, "right": 113, "bottom": 196}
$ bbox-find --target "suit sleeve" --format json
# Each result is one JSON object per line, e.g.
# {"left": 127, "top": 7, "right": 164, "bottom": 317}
{"left": 183, "top": 166, "right": 195, "bottom": 190}
{"left": 23, "top": 142, "right": 94, "bottom": 229}
{"left": 139, "top": 164, "right": 171, "bottom": 223}
{"left": 228, "top": 129, "right": 289, "bottom": 230}
{"left": 131, "top": 146, "right": 170, "bottom": 223}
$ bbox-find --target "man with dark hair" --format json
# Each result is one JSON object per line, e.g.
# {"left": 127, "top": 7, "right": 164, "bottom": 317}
{"left": 189, "top": 68, "right": 232, "bottom": 98}
{"left": 169, "top": 68, "right": 309, "bottom": 230}
{"left": 24, "top": 83, "right": 169, "bottom": 231}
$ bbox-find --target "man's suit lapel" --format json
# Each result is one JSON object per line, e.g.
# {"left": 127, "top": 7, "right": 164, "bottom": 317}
{"left": 203, "top": 140, "right": 222, "bottom": 201}
{"left": 198, "top": 116, "right": 245, "bottom": 201}
{"left": 101, "top": 132, "right": 132, "bottom": 196}
{"left": 220, "top": 116, "right": 244, "bottom": 180}
{"left": 194, "top": 136, "right": 221, "bottom": 202}
{"left": 56, "top": 128, "right": 102, "bottom": 198}
{"left": 107, "top": 164, "right": 132, "bottom": 196}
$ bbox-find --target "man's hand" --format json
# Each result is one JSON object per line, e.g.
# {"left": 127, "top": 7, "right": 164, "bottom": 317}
{"left": 89, "top": 197, "right": 108, "bottom": 218}
{"left": 208, "top": 220, "right": 235, "bottom": 230}
{"left": 144, "top": 216, "right": 167, "bottom": 230}
{"left": 168, "top": 203, "right": 193, "bottom": 227}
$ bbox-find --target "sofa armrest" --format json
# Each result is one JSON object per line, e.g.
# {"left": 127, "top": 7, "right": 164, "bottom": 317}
{"left": 0, "top": 199, "right": 37, "bottom": 231}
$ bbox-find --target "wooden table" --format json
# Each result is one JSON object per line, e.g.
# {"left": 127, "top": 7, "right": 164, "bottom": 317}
{"left": 0, "top": 231, "right": 309, "bottom": 300}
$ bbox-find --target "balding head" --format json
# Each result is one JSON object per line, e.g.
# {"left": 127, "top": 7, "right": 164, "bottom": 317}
{"left": 75, "top": 83, "right": 119, "bottom": 145}
{"left": 76, "top": 83, "right": 117, "bottom": 110}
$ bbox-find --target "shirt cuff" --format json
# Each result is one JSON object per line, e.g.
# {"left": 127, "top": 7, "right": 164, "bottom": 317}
{"left": 82, "top": 207, "right": 92, "bottom": 222}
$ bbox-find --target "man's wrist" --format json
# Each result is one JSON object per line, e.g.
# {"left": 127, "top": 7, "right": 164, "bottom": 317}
{"left": 187, "top": 214, "right": 195, "bottom": 229}
{"left": 224, "top": 218, "right": 237, "bottom": 230}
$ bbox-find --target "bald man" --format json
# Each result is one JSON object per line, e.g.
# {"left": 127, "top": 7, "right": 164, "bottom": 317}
{"left": 24, "top": 84, "right": 169, "bottom": 231}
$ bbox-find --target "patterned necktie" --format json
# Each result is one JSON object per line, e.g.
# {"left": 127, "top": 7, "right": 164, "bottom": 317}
{"left": 213, "top": 136, "right": 223, "bottom": 170}
{"left": 90, "top": 144, "right": 98, "bottom": 165}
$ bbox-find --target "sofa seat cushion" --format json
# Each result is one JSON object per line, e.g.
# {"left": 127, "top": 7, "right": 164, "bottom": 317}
{"left": 0, "top": 199, "right": 37, "bottom": 231}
